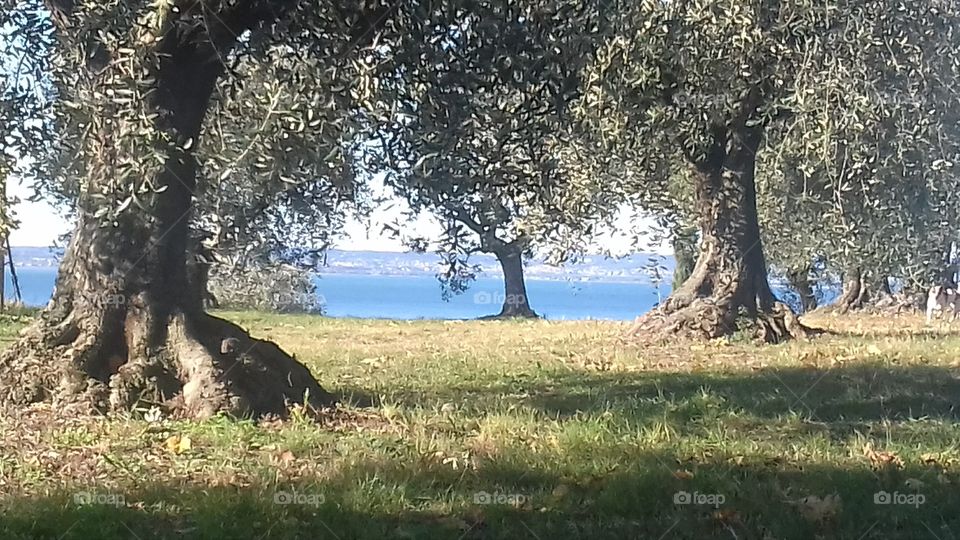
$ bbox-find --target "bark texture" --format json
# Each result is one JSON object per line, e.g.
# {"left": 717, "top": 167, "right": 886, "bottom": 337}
{"left": 630, "top": 125, "right": 810, "bottom": 343}
{"left": 0, "top": 2, "right": 335, "bottom": 417}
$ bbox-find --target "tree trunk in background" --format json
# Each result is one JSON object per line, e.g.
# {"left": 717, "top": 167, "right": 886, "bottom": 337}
{"left": 880, "top": 276, "right": 893, "bottom": 296}
{"left": 0, "top": 4, "right": 334, "bottom": 417}
{"left": 1, "top": 172, "right": 6, "bottom": 312}
{"left": 0, "top": 239, "right": 5, "bottom": 313}
{"left": 830, "top": 267, "right": 869, "bottom": 313}
{"left": 671, "top": 225, "right": 698, "bottom": 292}
{"left": 938, "top": 262, "right": 958, "bottom": 288}
{"left": 492, "top": 247, "right": 538, "bottom": 318}
{"left": 631, "top": 125, "right": 809, "bottom": 342}
{"left": 787, "top": 266, "right": 817, "bottom": 313}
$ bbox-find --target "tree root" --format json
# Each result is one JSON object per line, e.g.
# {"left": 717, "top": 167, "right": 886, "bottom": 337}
{"left": 480, "top": 306, "right": 541, "bottom": 320}
{"left": 627, "top": 300, "right": 816, "bottom": 344}
{"left": 816, "top": 291, "right": 924, "bottom": 316}
{"left": 0, "top": 309, "right": 335, "bottom": 419}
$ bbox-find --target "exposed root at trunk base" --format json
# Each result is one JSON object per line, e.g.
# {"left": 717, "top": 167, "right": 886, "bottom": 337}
{"left": 479, "top": 307, "right": 541, "bottom": 320}
{"left": 0, "top": 311, "right": 335, "bottom": 419}
{"left": 627, "top": 300, "right": 816, "bottom": 344}
{"left": 817, "top": 291, "right": 924, "bottom": 317}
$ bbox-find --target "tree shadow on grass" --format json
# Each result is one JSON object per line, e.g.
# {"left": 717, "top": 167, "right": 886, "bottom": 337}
{"left": 339, "top": 363, "right": 960, "bottom": 429}
{"left": 1, "top": 451, "right": 957, "bottom": 540}
{"left": 821, "top": 326, "right": 960, "bottom": 338}
{"left": 6, "top": 364, "right": 955, "bottom": 539}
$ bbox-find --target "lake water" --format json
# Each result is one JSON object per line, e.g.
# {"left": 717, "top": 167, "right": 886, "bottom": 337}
{"left": 4, "top": 267, "right": 666, "bottom": 321}
{"left": 4, "top": 267, "right": 829, "bottom": 321}
{"left": 316, "top": 274, "right": 666, "bottom": 320}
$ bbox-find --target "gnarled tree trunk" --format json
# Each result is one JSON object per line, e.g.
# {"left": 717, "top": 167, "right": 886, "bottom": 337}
{"left": 830, "top": 266, "right": 871, "bottom": 313}
{"left": 824, "top": 267, "right": 914, "bottom": 314}
{"left": 0, "top": 2, "right": 334, "bottom": 418}
{"left": 630, "top": 125, "right": 809, "bottom": 343}
{"left": 787, "top": 265, "right": 817, "bottom": 313}
{"left": 493, "top": 247, "right": 538, "bottom": 318}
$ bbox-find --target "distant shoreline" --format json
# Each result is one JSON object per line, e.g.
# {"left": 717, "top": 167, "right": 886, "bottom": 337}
{"left": 8, "top": 246, "right": 674, "bottom": 285}
{"left": 315, "top": 272, "right": 659, "bottom": 285}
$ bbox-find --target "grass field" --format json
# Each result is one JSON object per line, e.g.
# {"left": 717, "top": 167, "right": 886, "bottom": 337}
{"left": 0, "top": 310, "right": 959, "bottom": 539}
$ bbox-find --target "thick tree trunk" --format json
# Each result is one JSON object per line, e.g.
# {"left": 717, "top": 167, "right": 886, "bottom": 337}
{"left": 492, "top": 248, "right": 538, "bottom": 318}
{"left": 0, "top": 4, "right": 334, "bottom": 417}
{"left": 787, "top": 266, "right": 817, "bottom": 313}
{"left": 630, "top": 125, "right": 810, "bottom": 342}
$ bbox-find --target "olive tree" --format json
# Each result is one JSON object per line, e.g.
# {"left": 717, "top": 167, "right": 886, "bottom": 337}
{"left": 363, "top": 1, "right": 608, "bottom": 318}
{"left": 0, "top": 0, "right": 396, "bottom": 418}
{"left": 581, "top": 0, "right": 960, "bottom": 341}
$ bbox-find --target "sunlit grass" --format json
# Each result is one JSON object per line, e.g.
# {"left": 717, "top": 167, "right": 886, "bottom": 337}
{"left": 0, "top": 310, "right": 958, "bottom": 538}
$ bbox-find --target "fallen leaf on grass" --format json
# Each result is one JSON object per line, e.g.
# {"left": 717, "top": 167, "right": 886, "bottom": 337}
{"left": 164, "top": 435, "right": 192, "bottom": 455}
{"left": 275, "top": 450, "right": 296, "bottom": 465}
{"left": 711, "top": 509, "right": 741, "bottom": 526}
{"left": 863, "top": 444, "right": 904, "bottom": 470}
{"left": 791, "top": 494, "right": 841, "bottom": 523}
{"left": 577, "top": 475, "right": 605, "bottom": 489}
{"left": 440, "top": 403, "right": 456, "bottom": 414}
{"left": 903, "top": 478, "right": 925, "bottom": 490}
{"left": 551, "top": 484, "right": 571, "bottom": 500}
{"left": 672, "top": 469, "right": 695, "bottom": 480}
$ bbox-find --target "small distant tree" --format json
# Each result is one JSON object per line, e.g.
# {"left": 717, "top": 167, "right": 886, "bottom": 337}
{"left": 368, "top": 2, "right": 604, "bottom": 318}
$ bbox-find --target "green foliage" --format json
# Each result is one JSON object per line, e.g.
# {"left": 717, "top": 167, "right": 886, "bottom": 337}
{"left": 208, "top": 262, "right": 324, "bottom": 314}
{"left": 576, "top": 0, "right": 960, "bottom": 291}
{"left": 194, "top": 19, "right": 375, "bottom": 264}
{"left": 757, "top": 0, "right": 960, "bottom": 288}
{"left": 363, "top": 1, "right": 615, "bottom": 279}
{"left": 0, "top": 3, "right": 56, "bottom": 236}
{"left": 7, "top": 0, "right": 960, "bottom": 309}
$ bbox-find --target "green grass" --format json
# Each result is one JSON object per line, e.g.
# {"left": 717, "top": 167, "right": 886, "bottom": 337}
{"left": 1, "top": 310, "right": 959, "bottom": 539}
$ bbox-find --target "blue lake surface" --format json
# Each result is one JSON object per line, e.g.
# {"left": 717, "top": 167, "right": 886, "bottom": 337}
{"left": 5, "top": 267, "right": 666, "bottom": 321}
{"left": 315, "top": 274, "right": 666, "bottom": 320}
{"left": 4, "top": 267, "right": 60, "bottom": 308}
{"left": 5, "top": 266, "right": 831, "bottom": 321}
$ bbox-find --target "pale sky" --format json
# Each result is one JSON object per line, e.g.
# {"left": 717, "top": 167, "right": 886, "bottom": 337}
{"left": 7, "top": 180, "right": 70, "bottom": 247}
{"left": 6, "top": 177, "right": 671, "bottom": 255}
